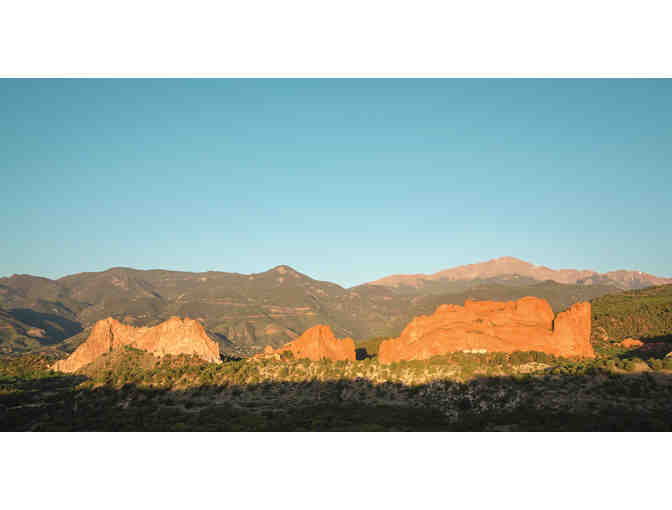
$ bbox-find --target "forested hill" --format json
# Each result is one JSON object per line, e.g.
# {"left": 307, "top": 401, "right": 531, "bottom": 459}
{"left": 591, "top": 284, "right": 672, "bottom": 342}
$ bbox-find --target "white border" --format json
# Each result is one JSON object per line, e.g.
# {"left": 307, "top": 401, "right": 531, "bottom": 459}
{"left": 2, "top": 1, "right": 671, "bottom": 76}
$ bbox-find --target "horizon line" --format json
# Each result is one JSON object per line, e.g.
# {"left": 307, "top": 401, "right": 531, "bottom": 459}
{"left": 2, "top": 255, "right": 671, "bottom": 288}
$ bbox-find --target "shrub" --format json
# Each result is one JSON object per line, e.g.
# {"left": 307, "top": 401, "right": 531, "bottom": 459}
{"left": 510, "top": 351, "right": 531, "bottom": 365}
{"left": 649, "top": 359, "right": 664, "bottom": 371}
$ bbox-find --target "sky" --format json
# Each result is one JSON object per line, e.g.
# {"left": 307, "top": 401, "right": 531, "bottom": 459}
{"left": 1, "top": 79, "right": 670, "bottom": 287}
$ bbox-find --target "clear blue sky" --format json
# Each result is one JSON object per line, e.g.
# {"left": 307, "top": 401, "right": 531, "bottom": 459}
{"left": 1, "top": 79, "right": 670, "bottom": 287}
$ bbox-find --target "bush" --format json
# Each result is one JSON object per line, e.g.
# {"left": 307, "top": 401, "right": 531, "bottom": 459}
{"left": 280, "top": 351, "right": 294, "bottom": 361}
{"left": 510, "top": 351, "right": 532, "bottom": 365}
{"left": 649, "top": 359, "right": 664, "bottom": 371}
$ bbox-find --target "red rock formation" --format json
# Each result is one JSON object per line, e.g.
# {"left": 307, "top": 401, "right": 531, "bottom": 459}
{"left": 259, "top": 324, "right": 355, "bottom": 362}
{"left": 620, "top": 338, "right": 644, "bottom": 348}
{"left": 378, "top": 297, "right": 594, "bottom": 364}
{"left": 52, "top": 317, "right": 221, "bottom": 373}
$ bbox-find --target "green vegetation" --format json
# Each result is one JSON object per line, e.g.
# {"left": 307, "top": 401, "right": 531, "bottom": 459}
{"left": 3, "top": 340, "right": 672, "bottom": 431}
{"left": 591, "top": 284, "right": 672, "bottom": 342}
{"left": 417, "top": 280, "right": 619, "bottom": 315}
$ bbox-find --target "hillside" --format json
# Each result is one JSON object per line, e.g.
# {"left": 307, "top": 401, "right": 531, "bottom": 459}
{"left": 591, "top": 284, "right": 672, "bottom": 342}
{"left": 0, "top": 307, "right": 47, "bottom": 353}
{"left": 0, "top": 306, "right": 78, "bottom": 355}
{"left": 408, "top": 280, "right": 616, "bottom": 316}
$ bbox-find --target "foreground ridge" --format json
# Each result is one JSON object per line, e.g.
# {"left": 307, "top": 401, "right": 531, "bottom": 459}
{"left": 378, "top": 297, "right": 593, "bottom": 363}
{"left": 52, "top": 317, "right": 221, "bottom": 373}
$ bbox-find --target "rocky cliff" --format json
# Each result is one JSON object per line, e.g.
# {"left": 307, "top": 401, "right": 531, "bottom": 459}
{"left": 257, "top": 324, "right": 355, "bottom": 362}
{"left": 52, "top": 316, "right": 221, "bottom": 372}
{"left": 378, "top": 297, "right": 593, "bottom": 363}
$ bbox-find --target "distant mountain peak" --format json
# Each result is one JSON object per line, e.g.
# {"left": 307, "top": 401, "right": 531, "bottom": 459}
{"left": 268, "top": 265, "right": 302, "bottom": 276}
{"left": 366, "top": 257, "right": 671, "bottom": 291}
{"left": 493, "top": 256, "right": 528, "bottom": 264}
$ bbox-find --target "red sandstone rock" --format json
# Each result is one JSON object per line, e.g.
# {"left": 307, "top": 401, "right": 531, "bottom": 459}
{"left": 552, "top": 302, "right": 594, "bottom": 358}
{"left": 378, "top": 297, "right": 594, "bottom": 364}
{"left": 620, "top": 338, "right": 644, "bottom": 348}
{"left": 52, "top": 316, "right": 221, "bottom": 373}
{"left": 260, "top": 324, "right": 355, "bottom": 362}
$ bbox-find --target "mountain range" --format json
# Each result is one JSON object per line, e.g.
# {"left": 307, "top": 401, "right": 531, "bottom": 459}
{"left": 368, "top": 256, "right": 672, "bottom": 290}
{"left": 1, "top": 256, "right": 669, "bottom": 356}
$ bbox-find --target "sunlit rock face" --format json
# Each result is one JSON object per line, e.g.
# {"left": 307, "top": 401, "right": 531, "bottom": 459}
{"left": 52, "top": 317, "right": 221, "bottom": 373}
{"left": 378, "top": 297, "right": 593, "bottom": 364}
{"left": 257, "top": 324, "right": 355, "bottom": 362}
{"left": 619, "top": 338, "right": 644, "bottom": 348}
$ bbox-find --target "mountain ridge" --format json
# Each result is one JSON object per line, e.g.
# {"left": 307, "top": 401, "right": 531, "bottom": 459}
{"left": 0, "top": 258, "right": 664, "bottom": 357}
{"left": 367, "top": 256, "right": 672, "bottom": 290}
{"left": 4, "top": 257, "right": 670, "bottom": 292}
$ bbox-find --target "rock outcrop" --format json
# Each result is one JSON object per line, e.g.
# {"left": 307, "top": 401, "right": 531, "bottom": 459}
{"left": 52, "top": 317, "right": 221, "bottom": 373}
{"left": 257, "top": 324, "right": 355, "bottom": 362}
{"left": 620, "top": 338, "right": 644, "bottom": 348}
{"left": 378, "top": 297, "right": 593, "bottom": 364}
